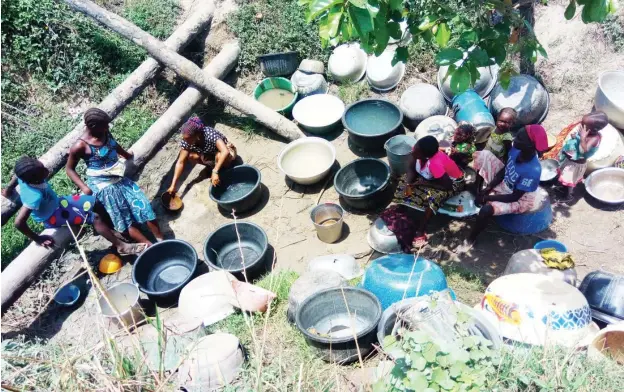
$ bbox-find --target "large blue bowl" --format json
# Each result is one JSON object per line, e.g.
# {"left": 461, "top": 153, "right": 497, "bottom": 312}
{"left": 361, "top": 254, "right": 453, "bottom": 310}
{"left": 342, "top": 99, "right": 403, "bottom": 151}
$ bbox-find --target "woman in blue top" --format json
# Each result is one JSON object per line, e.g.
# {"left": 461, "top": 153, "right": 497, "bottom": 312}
{"left": 462, "top": 125, "right": 549, "bottom": 248}
{"left": 66, "top": 108, "right": 163, "bottom": 245}
{"left": 2, "top": 157, "right": 145, "bottom": 255}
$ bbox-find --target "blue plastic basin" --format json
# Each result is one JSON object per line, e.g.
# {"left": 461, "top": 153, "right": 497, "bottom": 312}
{"left": 54, "top": 284, "right": 81, "bottom": 307}
{"left": 534, "top": 240, "right": 567, "bottom": 252}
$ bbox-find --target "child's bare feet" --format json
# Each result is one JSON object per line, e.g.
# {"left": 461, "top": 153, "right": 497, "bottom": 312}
{"left": 117, "top": 242, "right": 147, "bottom": 256}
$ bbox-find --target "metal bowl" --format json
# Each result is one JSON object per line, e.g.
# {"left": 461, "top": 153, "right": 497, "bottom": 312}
{"left": 328, "top": 43, "right": 367, "bottom": 83}
{"left": 489, "top": 74, "right": 550, "bottom": 125}
{"left": 595, "top": 70, "right": 624, "bottom": 129}
{"left": 585, "top": 167, "right": 624, "bottom": 205}
{"left": 278, "top": 137, "right": 336, "bottom": 185}
{"left": 367, "top": 217, "right": 402, "bottom": 254}
{"left": 438, "top": 63, "right": 499, "bottom": 101}
{"left": 366, "top": 48, "right": 406, "bottom": 91}
{"left": 540, "top": 159, "right": 559, "bottom": 182}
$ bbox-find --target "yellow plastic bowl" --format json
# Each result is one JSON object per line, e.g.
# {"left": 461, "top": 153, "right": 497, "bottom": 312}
{"left": 99, "top": 253, "right": 123, "bottom": 274}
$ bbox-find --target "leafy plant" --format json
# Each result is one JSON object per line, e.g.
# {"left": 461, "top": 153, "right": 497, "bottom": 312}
{"left": 602, "top": 13, "right": 624, "bottom": 52}
{"left": 300, "top": 0, "right": 617, "bottom": 94}
{"left": 123, "top": 0, "right": 180, "bottom": 40}
{"left": 374, "top": 295, "right": 497, "bottom": 391}
{"left": 227, "top": 0, "right": 331, "bottom": 72}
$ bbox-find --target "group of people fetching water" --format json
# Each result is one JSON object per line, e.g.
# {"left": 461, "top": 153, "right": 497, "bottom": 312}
{"left": 392, "top": 108, "right": 609, "bottom": 250}
{"left": 3, "top": 110, "right": 236, "bottom": 254}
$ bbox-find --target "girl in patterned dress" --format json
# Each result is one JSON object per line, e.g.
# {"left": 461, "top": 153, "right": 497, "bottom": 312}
{"left": 484, "top": 107, "right": 518, "bottom": 163}
{"left": 167, "top": 117, "right": 237, "bottom": 194}
{"left": 66, "top": 108, "right": 163, "bottom": 246}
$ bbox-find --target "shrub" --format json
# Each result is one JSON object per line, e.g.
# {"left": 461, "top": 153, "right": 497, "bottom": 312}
{"left": 227, "top": 0, "right": 331, "bottom": 72}
{"left": 602, "top": 14, "right": 624, "bottom": 52}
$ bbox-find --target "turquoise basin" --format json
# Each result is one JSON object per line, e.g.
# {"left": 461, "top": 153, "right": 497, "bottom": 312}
{"left": 342, "top": 99, "right": 403, "bottom": 151}
{"left": 361, "top": 253, "right": 454, "bottom": 310}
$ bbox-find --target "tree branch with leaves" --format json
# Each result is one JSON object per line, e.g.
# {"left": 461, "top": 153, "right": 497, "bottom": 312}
{"left": 301, "top": 0, "right": 616, "bottom": 93}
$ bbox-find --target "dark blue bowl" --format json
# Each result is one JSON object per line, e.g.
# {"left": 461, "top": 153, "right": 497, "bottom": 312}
{"left": 54, "top": 284, "right": 81, "bottom": 307}
{"left": 210, "top": 165, "right": 263, "bottom": 214}
{"left": 334, "top": 158, "right": 392, "bottom": 211}
{"left": 132, "top": 240, "right": 198, "bottom": 301}
{"left": 204, "top": 222, "right": 269, "bottom": 281}
{"left": 342, "top": 99, "right": 404, "bottom": 151}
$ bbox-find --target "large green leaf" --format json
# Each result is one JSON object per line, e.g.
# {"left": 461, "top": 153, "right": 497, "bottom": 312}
{"left": 373, "top": 3, "right": 389, "bottom": 55}
{"left": 392, "top": 46, "right": 409, "bottom": 65}
{"left": 388, "top": 21, "right": 402, "bottom": 39}
{"left": 435, "top": 22, "right": 451, "bottom": 47}
{"left": 327, "top": 6, "right": 343, "bottom": 37}
{"left": 581, "top": 0, "right": 613, "bottom": 23}
{"left": 565, "top": 0, "right": 577, "bottom": 19}
{"left": 348, "top": 0, "right": 367, "bottom": 8}
{"left": 307, "top": 0, "right": 342, "bottom": 22}
{"left": 435, "top": 48, "right": 464, "bottom": 65}
{"left": 407, "top": 371, "right": 429, "bottom": 391}
{"left": 418, "top": 15, "right": 439, "bottom": 31}
{"left": 389, "top": 0, "right": 404, "bottom": 12}
{"left": 348, "top": 6, "right": 374, "bottom": 45}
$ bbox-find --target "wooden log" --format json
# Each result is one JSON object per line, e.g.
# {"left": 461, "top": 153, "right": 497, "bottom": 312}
{"left": 1, "top": 228, "right": 72, "bottom": 314}
{"left": 0, "top": 43, "right": 238, "bottom": 314}
{"left": 64, "top": 0, "right": 305, "bottom": 142}
{"left": 1, "top": 3, "right": 215, "bottom": 225}
{"left": 127, "top": 41, "right": 241, "bottom": 173}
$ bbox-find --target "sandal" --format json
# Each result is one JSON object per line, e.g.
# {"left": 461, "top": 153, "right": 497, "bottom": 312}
{"left": 118, "top": 243, "right": 147, "bottom": 256}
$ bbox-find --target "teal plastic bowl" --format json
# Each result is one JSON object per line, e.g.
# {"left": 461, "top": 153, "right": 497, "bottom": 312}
{"left": 254, "top": 77, "right": 298, "bottom": 116}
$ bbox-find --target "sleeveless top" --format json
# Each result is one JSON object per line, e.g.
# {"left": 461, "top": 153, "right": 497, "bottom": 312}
{"left": 81, "top": 133, "right": 119, "bottom": 170}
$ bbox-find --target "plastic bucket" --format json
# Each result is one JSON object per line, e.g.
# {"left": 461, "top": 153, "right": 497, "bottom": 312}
{"left": 384, "top": 135, "right": 416, "bottom": 176}
{"left": 310, "top": 203, "right": 344, "bottom": 243}
{"left": 452, "top": 89, "right": 495, "bottom": 143}
{"left": 253, "top": 77, "right": 299, "bottom": 116}
{"left": 99, "top": 282, "right": 144, "bottom": 329}
{"left": 534, "top": 240, "right": 567, "bottom": 252}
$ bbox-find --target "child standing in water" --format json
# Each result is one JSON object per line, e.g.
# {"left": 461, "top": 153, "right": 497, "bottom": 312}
{"left": 484, "top": 107, "right": 518, "bottom": 163}
{"left": 556, "top": 112, "right": 607, "bottom": 201}
{"left": 3, "top": 157, "right": 145, "bottom": 255}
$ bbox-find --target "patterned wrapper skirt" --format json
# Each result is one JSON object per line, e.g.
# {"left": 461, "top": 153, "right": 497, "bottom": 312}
{"left": 89, "top": 177, "right": 156, "bottom": 232}
{"left": 393, "top": 175, "right": 465, "bottom": 212}
{"left": 558, "top": 158, "right": 587, "bottom": 187}
{"left": 43, "top": 194, "right": 96, "bottom": 228}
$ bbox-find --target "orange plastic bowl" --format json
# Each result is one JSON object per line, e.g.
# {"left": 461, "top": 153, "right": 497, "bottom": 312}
{"left": 99, "top": 253, "right": 123, "bottom": 274}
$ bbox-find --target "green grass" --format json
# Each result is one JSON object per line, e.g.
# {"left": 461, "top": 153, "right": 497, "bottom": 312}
{"left": 337, "top": 82, "right": 370, "bottom": 105}
{"left": 122, "top": 0, "right": 180, "bottom": 40}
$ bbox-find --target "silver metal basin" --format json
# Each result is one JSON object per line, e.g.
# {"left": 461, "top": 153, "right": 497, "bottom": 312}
{"left": 585, "top": 167, "right": 624, "bottom": 205}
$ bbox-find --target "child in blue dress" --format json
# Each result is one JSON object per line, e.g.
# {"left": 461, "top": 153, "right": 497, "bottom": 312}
{"left": 3, "top": 156, "right": 145, "bottom": 255}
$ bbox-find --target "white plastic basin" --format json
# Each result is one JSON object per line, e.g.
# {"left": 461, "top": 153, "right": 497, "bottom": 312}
{"left": 278, "top": 137, "right": 336, "bottom": 185}
{"left": 595, "top": 70, "right": 624, "bottom": 129}
{"left": 292, "top": 94, "right": 345, "bottom": 135}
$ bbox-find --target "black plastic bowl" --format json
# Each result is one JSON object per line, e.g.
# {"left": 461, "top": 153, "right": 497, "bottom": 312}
{"left": 334, "top": 158, "right": 392, "bottom": 211}
{"left": 203, "top": 222, "right": 269, "bottom": 281}
{"left": 342, "top": 99, "right": 404, "bottom": 151}
{"left": 209, "top": 165, "right": 263, "bottom": 214}
{"left": 295, "top": 287, "right": 382, "bottom": 364}
{"left": 132, "top": 240, "right": 198, "bottom": 301}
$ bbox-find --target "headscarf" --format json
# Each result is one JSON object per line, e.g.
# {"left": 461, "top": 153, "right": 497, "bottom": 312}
{"left": 524, "top": 124, "right": 549, "bottom": 152}
{"left": 180, "top": 116, "right": 204, "bottom": 137}
{"left": 84, "top": 108, "right": 111, "bottom": 129}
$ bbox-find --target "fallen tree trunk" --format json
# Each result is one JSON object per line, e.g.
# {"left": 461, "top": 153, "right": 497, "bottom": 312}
{"left": 0, "top": 43, "right": 238, "bottom": 314}
{"left": 128, "top": 41, "right": 241, "bottom": 173}
{"left": 1, "top": 3, "right": 215, "bottom": 225}
{"left": 64, "top": 0, "right": 305, "bottom": 142}
{"left": 1, "top": 228, "right": 72, "bottom": 314}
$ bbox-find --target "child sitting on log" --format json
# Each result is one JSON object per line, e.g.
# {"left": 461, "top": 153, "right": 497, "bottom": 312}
{"left": 2, "top": 156, "right": 145, "bottom": 255}
{"left": 167, "top": 116, "right": 237, "bottom": 194}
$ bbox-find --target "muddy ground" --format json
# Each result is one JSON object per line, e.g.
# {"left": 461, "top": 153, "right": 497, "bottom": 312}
{"left": 2, "top": 1, "right": 623, "bottom": 349}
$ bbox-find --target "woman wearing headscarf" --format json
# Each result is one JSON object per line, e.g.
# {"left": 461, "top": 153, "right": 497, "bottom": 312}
{"left": 463, "top": 125, "right": 549, "bottom": 248}
{"left": 66, "top": 108, "right": 163, "bottom": 245}
{"left": 166, "top": 117, "right": 237, "bottom": 195}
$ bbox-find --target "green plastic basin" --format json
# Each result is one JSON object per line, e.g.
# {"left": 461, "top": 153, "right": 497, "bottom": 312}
{"left": 254, "top": 77, "right": 298, "bottom": 116}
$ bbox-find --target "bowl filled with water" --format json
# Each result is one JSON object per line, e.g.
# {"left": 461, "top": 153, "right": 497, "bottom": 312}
{"left": 295, "top": 287, "right": 382, "bottom": 363}
{"left": 278, "top": 137, "right": 336, "bottom": 185}
{"left": 210, "top": 165, "right": 263, "bottom": 214}
{"left": 204, "top": 222, "right": 269, "bottom": 281}
{"left": 342, "top": 98, "right": 403, "bottom": 151}
{"left": 334, "top": 158, "right": 392, "bottom": 211}
{"left": 132, "top": 240, "right": 198, "bottom": 302}
{"left": 254, "top": 77, "right": 298, "bottom": 115}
